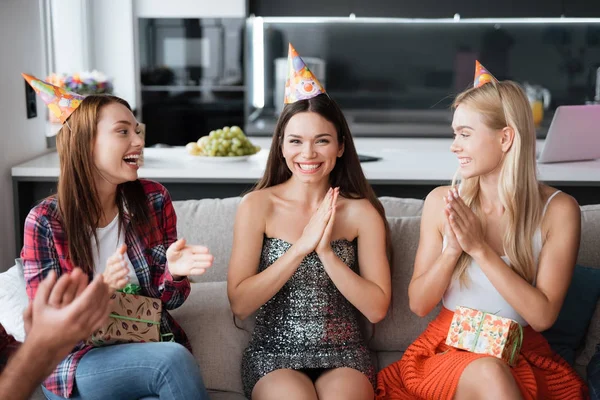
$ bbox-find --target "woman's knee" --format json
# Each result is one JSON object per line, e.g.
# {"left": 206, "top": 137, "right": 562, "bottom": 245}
{"left": 252, "top": 369, "right": 318, "bottom": 400}
{"left": 152, "top": 342, "right": 197, "bottom": 369}
{"left": 315, "top": 368, "right": 373, "bottom": 400}
{"left": 151, "top": 343, "right": 207, "bottom": 398}
{"left": 476, "top": 357, "right": 512, "bottom": 380}
{"left": 457, "top": 358, "right": 518, "bottom": 397}
{"left": 141, "top": 342, "right": 202, "bottom": 386}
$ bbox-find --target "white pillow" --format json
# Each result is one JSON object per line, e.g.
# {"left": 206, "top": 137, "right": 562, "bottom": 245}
{"left": 0, "top": 259, "right": 29, "bottom": 342}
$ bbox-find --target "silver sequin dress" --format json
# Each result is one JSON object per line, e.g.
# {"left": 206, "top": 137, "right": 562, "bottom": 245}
{"left": 241, "top": 236, "right": 375, "bottom": 397}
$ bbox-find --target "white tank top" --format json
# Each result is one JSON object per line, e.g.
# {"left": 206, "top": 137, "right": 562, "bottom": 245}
{"left": 92, "top": 214, "right": 139, "bottom": 285}
{"left": 442, "top": 190, "right": 561, "bottom": 326}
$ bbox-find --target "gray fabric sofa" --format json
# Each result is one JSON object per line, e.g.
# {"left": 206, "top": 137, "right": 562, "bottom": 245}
{"left": 31, "top": 197, "right": 600, "bottom": 399}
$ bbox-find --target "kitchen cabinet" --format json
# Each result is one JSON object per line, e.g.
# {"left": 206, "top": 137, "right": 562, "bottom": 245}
{"left": 561, "top": 0, "right": 600, "bottom": 17}
{"left": 249, "top": 0, "right": 352, "bottom": 17}
{"left": 249, "top": 0, "right": 565, "bottom": 18}
{"left": 454, "top": 0, "right": 563, "bottom": 18}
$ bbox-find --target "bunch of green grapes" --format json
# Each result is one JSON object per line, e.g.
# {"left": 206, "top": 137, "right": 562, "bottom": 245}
{"left": 187, "top": 126, "right": 260, "bottom": 157}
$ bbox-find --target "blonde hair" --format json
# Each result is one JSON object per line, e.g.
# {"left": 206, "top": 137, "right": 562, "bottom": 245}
{"left": 451, "top": 80, "right": 543, "bottom": 286}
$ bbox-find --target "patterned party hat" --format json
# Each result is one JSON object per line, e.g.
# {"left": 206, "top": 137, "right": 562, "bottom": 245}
{"left": 21, "top": 73, "right": 85, "bottom": 124}
{"left": 284, "top": 43, "right": 326, "bottom": 104}
{"left": 474, "top": 60, "right": 498, "bottom": 88}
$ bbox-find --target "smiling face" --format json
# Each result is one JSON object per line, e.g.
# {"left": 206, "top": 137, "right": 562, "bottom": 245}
{"left": 92, "top": 102, "right": 144, "bottom": 185}
{"left": 450, "top": 104, "right": 507, "bottom": 179}
{"left": 281, "top": 111, "right": 344, "bottom": 184}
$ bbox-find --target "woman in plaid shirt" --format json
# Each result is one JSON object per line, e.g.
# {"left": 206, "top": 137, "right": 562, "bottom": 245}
{"left": 21, "top": 76, "right": 213, "bottom": 400}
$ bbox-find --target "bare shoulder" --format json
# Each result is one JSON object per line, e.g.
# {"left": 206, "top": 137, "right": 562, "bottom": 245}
{"left": 425, "top": 185, "right": 453, "bottom": 206}
{"left": 340, "top": 197, "right": 380, "bottom": 220}
{"left": 540, "top": 185, "right": 580, "bottom": 226}
{"left": 340, "top": 197, "right": 385, "bottom": 242}
{"left": 423, "top": 186, "right": 453, "bottom": 227}
{"left": 238, "top": 188, "right": 274, "bottom": 217}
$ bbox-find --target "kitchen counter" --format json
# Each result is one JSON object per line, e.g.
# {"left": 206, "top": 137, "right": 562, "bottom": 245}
{"left": 11, "top": 137, "right": 600, "bottom": 253}
{"left": 13, "top": 137, "right": 598, "bottom": 183}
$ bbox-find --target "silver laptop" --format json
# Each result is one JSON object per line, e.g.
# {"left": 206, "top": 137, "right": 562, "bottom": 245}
{"left": 537, "top": 105, "right": 600, "bottom": 163}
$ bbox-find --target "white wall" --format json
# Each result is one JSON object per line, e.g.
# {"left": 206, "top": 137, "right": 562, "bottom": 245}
{"left": 50, "top": 0, "right": 90, "bottom": 74}
{"left": 48, "top": 0, "right": 138, "bottom": 109}
{"left": 0, "top": 0, "right": 48, "bottom": 271}
{"left": 90, "top": 0, "right": 137, "bottom": 109}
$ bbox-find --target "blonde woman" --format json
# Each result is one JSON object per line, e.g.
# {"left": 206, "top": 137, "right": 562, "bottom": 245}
{"left": 377, "top": 64, "right": 588, "bottom": 399}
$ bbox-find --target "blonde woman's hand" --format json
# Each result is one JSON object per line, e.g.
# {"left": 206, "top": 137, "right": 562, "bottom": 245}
{"left": 103, "top": 244, "right": 130, "bottom": 290}
{"left": 443, "top": 190, "right": 463, "bottom": 257}
{"left": 166, "top": 238, "right": 214, "bottom": 279}
{"left": 447, "top": 188, "right": 486, "bottom": 256}
{"left": 316, "top": 187, "right": 339, "bottom": 256}
{"left": 295, "top": 188, "right": 335, "bottom": 257}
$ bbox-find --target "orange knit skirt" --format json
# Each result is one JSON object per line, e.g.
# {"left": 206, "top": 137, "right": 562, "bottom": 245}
{"left": 376, "top": 307, "right": 588, "bottom": 400}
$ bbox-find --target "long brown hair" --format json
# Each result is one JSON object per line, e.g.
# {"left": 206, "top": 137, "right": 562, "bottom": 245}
{"left": 254, "top": 94, "right": 392, "bottom": 259}
{"left": 55, "top": 95, "right": 153, "bottom": 274}
{"left": 451, "top": 81, "right": 543, "bottom": 286}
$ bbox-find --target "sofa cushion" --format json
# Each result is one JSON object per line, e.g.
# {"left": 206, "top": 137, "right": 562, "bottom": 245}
{"left": 577, "top": 204, "right": 600, "bottom": 267}
{"left": 377, "top": 351, "right": 404, "bottom": 371}
{"left": 174, "top": 198, "right": 241, "bottom": 283}
{"left": 207, "top": 391, "right": 248, "bottom": 400}
{"left": 369, "top": 217, "right": 440, "bottom": 352}
{"left": 169, "top": 281, "right": 249, "bottom": 395}
{"left": 574, "top": 204, "right": 600, "bottom": 373}
{"left": 0, "top": 260, "right": 28, "bottom": 342}
{"left": 542, "top": 265, "right": 600, "bottom": 365}
{"left": 380, "top": 197, "right": 424, "bottom": 218}
{"left": 173, "top": 196, "right": 424, "bottom": 284}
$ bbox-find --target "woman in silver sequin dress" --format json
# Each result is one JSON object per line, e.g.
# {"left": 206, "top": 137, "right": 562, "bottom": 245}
{"left": 227, "top": 44, "right": 392, "bottom": 400}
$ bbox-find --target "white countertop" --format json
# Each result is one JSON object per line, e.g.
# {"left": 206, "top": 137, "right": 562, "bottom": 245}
{"left": 11, "top": 137, "right": 600, "bottom": 185}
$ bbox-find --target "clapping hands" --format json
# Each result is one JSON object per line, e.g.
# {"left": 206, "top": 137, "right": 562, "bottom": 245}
{"left": 103, "top": 244, "right": 130, "bottom": 290}
{"left": 166, "top": 238, "right": 214, "bottom": 279}
{"left": 24, "top": 269, "right": 112, "bottom": 369}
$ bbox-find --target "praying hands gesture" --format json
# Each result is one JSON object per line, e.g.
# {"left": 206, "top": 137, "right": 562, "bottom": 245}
{"left": 316, "top": 187, "right": 340, "bottom": 256}
{"left": 295, "top": 187, "right": 339, "bottom": 257}
{"left": 445, "top": 187, "right": 486, "bottom": 256}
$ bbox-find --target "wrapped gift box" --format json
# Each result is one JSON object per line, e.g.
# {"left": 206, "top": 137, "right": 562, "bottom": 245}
{"left": 446, "top": 306, "right": 523, "bottom": 366}
{"left": 87, "top": 290, "right": 162, "bottom": 347}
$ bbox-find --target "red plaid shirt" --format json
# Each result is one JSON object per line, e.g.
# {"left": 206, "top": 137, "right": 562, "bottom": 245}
{"left": 21, "top": 180, "right": 191, "bottom": 398}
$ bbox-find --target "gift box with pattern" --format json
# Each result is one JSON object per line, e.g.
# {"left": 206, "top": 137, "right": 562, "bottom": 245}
{"left": 87, "top": 286, "right": 162, "bottom": 346}
{"left": 445, "top": 306, "right": 523, "bottom": 366}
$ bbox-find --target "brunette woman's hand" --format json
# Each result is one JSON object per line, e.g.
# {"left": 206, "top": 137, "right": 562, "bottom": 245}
{"left": 316, "top": 187, "right": 339, "bottom": 256}
{"left": 103, "top": 244, "right": 130, "bottom": 290}
{"left": 166, "top": 238, "right": 214, "bottom": 279}
{"left": 295, "top": 187, "right": 335, "bottom": 257}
